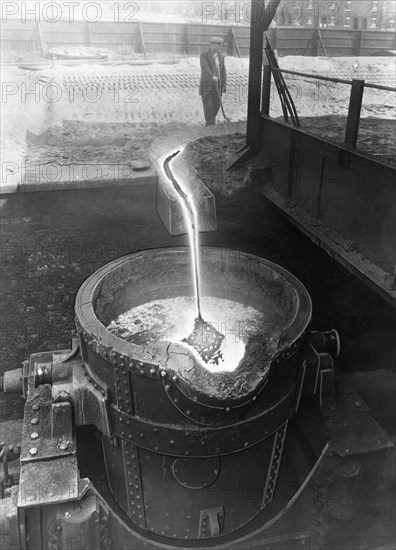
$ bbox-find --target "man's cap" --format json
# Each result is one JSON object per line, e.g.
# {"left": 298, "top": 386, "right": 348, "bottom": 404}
{"left": 209, "top": 36, "right": 224, "bottom": 44}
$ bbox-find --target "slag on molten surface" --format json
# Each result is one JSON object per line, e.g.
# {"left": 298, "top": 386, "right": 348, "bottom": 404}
{"left": 107, "top": 296, "right": 277, "bottom": 373}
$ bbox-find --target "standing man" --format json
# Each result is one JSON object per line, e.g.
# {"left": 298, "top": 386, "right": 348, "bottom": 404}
{"left": 199, "top": 37, "right": 227, "bottom": 126}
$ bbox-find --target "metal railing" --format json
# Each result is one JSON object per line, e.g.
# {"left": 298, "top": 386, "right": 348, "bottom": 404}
{"left": 271, "top": 67, "right": 396, "bottom": 93}
{"left": 268, "top": 66, "right": 396, "bottom": 147}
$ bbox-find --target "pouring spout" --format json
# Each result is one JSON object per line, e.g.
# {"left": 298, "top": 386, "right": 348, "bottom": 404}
{"left": 156, "top": 148, "right": 217, "bottom": 236}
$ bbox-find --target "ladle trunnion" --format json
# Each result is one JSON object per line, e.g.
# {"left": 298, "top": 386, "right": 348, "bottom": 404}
{"left": 5, "top": 247, "right": 391, "bottom": 550}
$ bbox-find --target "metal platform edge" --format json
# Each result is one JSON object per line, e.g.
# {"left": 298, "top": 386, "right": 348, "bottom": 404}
{"left": 262, "top": 183, "right": 396, "bottom": 309}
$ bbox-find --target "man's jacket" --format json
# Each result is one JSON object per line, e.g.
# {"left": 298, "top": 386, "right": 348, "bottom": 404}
{"left": 199, "top": 50, "right": 227, "bottom": 96}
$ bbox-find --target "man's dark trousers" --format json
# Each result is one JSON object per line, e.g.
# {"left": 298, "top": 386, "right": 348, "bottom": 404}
{"left": 199, "top": 49, "right": 226, "bottom": 126}
{"left": 202, "top": 84, "right": 221, "bottom": 126}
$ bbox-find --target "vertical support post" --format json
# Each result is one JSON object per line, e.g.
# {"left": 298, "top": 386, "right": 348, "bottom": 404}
{"left": 86, "top": 22, "right": 91, "bottom": 47}
{"left": 185, "top": 23, "right": 189, "bottom": 55}
{"left": 138, "top": 21, "right": 147, "bottom": 59}
{"left": 344, "top": 79, "right": 364, "bottom": 148}
{"left": 317, "top": 29, "right": 327, "bottom": 56}
{"left": 246, "top": 20, "right": 264, "bottom": 147}
{"left": 37, "top": 22, "right": 44, "bottom": 52}
{"left": 355, "top": 29, "right": 362, "bottom": 56}
{"left": 272, "top": 27, "right": 277, "bottom": 49}
{"left": 231, "top": 27, "right": 241, "bottom": 57}
{"left": 246, "top": 1, "right": 275, "bottom": 148}
{"left": 261, "top": 49, "right": 271, "bottom": 115}
{"left": 228, "top": 27, "right": 234, "bottom": 56}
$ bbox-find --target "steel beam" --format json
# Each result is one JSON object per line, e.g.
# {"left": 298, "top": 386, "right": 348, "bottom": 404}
{"left": 246, "top": 1, "right": 280, "bottom": 148}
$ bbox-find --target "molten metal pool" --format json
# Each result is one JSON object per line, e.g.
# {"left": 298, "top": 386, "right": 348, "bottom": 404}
{"left": 78, "top": 247, "right": 311, "bottom": 402}
{"left": 107, "top": 295, "right": 283, "bottom": 373}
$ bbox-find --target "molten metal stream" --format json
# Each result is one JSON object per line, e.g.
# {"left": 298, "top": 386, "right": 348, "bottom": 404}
{"left": 163, "top": 150, "right": 202, "bottom": 318}
{"left": 162, "top": 150, "right": 224, "bottom": 362}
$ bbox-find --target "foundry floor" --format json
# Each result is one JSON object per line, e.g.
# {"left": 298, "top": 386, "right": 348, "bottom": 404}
{"left": 1, "top": 55, "right": 396, "bottom": 193}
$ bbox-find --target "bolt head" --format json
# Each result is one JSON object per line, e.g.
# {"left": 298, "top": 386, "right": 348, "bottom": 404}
{"left": 29, "top": 447, "right": 38, "bottom": 456}
{"left": 30, "top": 432, "right": 39, "bottom": 440}
{"left": 31, "top": 418, "right": 39, "bottom": 425}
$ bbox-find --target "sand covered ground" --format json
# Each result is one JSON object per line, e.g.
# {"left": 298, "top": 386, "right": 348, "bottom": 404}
{"left": 1, "top": 55, "right": 395, "bottom": 180}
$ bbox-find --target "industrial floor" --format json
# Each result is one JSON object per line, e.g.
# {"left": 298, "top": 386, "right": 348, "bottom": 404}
{"left": 1, "top": 176, "right": 395, "bottom": 548}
